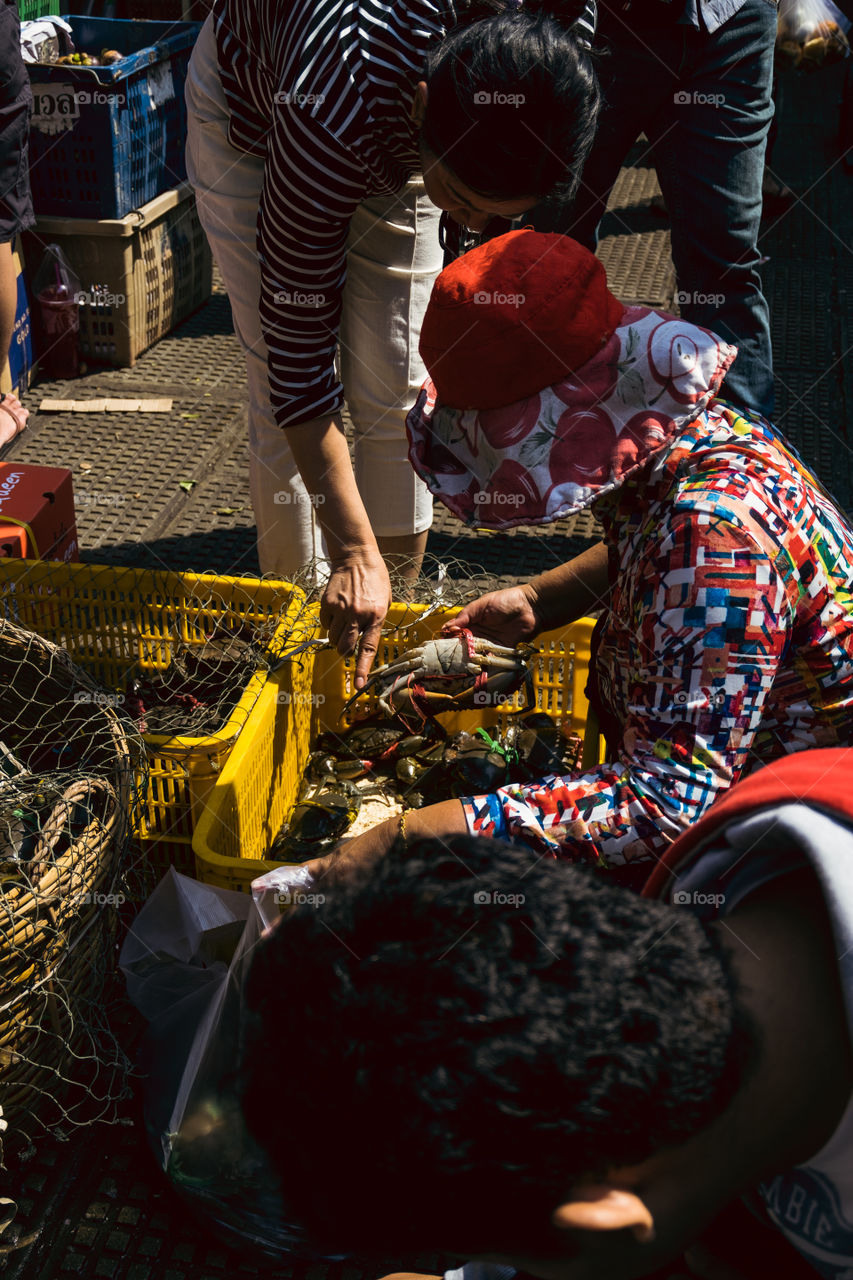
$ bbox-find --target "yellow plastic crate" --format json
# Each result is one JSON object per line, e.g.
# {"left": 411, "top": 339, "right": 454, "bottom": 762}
{"left": 0, "top": 561, "right": 309, "bottom": 880}
{"left": 193, "top": 605, "right": 600, "bottom": 893}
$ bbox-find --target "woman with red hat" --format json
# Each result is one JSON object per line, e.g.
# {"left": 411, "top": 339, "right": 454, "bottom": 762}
{"left": 185, "top": 0, "right": 597, "bottom": 689}
{"left": 308, "top": 228, "right": 853, "bottom": 879}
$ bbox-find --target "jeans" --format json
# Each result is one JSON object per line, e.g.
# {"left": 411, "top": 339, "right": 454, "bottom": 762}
{"left": 554, "top": 0, "right": 777, "bottom": 417}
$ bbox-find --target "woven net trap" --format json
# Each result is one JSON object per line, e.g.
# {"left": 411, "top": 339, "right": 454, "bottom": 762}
{"left": 0, "top": 616, "right": 145, "bottom": 1157}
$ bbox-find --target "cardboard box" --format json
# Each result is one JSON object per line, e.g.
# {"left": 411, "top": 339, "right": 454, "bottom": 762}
{"left": 0, "top": 464, "right": 78, "bottom": 561}
{"left": 0, "top": 238, "right": 35, "bottom": 398}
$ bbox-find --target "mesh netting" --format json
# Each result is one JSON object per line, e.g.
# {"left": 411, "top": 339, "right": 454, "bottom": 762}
{"left": 286, "top": 552, "right": 511, "bottom": 637}
{"left": 0, "top": 616, "right": 145, "bottom": 1157}
{"left": 0, "top": 560, "right": 317, "bottom": 1155}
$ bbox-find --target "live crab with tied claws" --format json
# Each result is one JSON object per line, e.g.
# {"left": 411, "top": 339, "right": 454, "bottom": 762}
{"left": 342, "top": 628, "right": 537, "bottom": 722}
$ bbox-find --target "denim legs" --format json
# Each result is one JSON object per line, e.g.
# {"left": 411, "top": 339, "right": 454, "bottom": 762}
{"left": 561, "top": 0, "right": 777, "bottom": 416}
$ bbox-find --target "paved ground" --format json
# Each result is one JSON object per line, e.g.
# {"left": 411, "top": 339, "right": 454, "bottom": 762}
{"left": 0, "top": 59, "right": 851, "bottom": 1280}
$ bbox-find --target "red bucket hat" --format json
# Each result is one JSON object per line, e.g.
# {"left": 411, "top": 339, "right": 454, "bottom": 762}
{"left": 418, "top": 229, "right": 625, "bottom": 411}
{"left": 407, "top": 231, "right": 738, "bottom": 530}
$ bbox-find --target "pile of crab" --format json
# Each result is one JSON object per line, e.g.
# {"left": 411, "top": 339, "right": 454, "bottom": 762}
{"left": 271, "top": 630, "right": 582, "bottom": 861}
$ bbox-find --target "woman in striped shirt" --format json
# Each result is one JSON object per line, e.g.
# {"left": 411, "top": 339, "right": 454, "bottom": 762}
{"left": 185, "top": 0, "right": 597, "bottom": 683}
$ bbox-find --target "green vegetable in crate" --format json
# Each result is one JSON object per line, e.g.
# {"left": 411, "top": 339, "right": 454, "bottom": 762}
{"left": 270, "top": 778, "right": 362, "bottom": 861}
{"left": 342, "top": 628, "right": 536, "bottom": 723}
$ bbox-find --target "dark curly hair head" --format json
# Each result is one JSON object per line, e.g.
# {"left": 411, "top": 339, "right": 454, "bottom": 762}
{"left": 240, "top": 837, "right": 752, "bottom": 1258}
{"left": 421, "top": 1, "right": 600, "bottom": 203}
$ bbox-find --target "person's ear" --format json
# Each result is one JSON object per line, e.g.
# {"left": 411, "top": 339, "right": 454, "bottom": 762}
{"left": 552, "top": 1187, "right": 655, "bottom": 1244}
{"left": 411, "top": 80, "right": 428, "bottom": 126}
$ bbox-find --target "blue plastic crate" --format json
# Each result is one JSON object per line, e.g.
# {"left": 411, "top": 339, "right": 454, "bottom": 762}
{"left": 27, "top": 17, "right": 200, "bottom": 220}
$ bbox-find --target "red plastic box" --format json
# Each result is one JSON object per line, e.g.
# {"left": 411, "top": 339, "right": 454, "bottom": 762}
{"left": 0, "top": 464, "right": 78, "bottom": 561}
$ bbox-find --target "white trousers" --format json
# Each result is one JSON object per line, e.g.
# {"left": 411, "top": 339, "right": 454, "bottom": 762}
{"left": 185, "top": 15, "right": 442, "bottom": 578}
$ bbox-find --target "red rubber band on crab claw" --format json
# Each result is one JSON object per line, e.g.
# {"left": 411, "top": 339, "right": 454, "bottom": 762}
{"left": 471, "top": 671, "right": 489, "bottom": 696}
{"left": 457, "top": 629, "right": 476, "bottom": 661}
{"left": 407, "top": 678, "right": 432, "bottom": 725}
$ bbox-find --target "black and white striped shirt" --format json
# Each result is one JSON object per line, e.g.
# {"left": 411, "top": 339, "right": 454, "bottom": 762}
{"left": 212, "top": 0, "right": 597, "bottom": 429}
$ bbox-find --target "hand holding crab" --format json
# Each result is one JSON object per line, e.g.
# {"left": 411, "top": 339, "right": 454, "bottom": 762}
{"left": 342, "top": 627, "right": 536, "bottom": 722}
{"left": 440, "top": 583, "right": 544, "bottom": 650}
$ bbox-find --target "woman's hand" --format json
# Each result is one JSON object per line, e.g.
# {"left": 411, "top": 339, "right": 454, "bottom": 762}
{"left": 320, "top": 548, "right": 392, "bottom": 687}
{"left": 441, "top": 584, "right": 542, "bottom": 648}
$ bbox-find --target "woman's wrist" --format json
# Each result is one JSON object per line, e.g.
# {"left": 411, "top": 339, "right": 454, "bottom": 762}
{"left": 520, "top": 581, "right": 547, "bottom": 633}
{"left": 326, "top": 539, "right": 384, "bottom": 566}
{"left": 526, "top": 541, "right": 610, "bottom": 629}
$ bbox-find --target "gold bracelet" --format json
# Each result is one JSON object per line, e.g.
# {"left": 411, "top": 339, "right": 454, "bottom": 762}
{"left": 398, "top": 809, "right": 409, "bottom": 846}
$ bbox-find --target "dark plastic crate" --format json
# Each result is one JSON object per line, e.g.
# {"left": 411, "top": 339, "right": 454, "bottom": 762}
{"left": 27, "top": 16, "right": 200, "bottom": 219}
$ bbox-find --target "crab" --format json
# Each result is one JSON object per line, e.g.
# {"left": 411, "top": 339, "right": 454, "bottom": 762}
{"left": 343, "top": 628, "right": 536, "bottom": 722}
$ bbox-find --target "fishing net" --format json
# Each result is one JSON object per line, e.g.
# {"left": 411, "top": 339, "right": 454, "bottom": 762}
{"left": 287, "top": 551, "right": 512, "bottom": 635}
{"left": 0, "top": 559, "right": 314, "bottom": 886}
{"left": 0, "top": 559, "right": 318, "bottom": 1155}
{"left": 0, "top": 614, "right": 145, "bottom": 1157}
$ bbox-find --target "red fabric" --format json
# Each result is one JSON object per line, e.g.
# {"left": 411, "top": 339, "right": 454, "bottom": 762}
{"left": 642, "top": 749, "right": 853, "bottom": 899}
{"left": 418, "top": 230, "right": 624, "bottom": 411}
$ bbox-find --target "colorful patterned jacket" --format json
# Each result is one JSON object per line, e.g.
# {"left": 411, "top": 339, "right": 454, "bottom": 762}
{"left": 460, "top": 364, "right": 853, "bottom": 873}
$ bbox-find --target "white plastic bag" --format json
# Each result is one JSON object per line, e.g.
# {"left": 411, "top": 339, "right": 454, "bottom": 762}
{"left": 777, "top": 0, "right": 850, "bottom": 67}
{"left": 120, "top": 868, "right": 323, "bottom": 1258}
{"left": 251, "top": 863, "right": 320, "bottom": 931}
{"left": 19, "top": 18, "right": 73, "bottom": 64}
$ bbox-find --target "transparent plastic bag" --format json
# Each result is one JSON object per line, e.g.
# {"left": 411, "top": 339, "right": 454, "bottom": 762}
{"left": 777, "top": 0, "right": 851, "bottom": 68}
{"left": 32, "top": 245, "right": 82, "bottom": 380}
{"left": 119, "top": 867, "right": 330, "bottom": 1259}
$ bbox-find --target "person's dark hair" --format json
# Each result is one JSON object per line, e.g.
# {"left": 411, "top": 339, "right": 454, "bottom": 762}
{"left": 421, "top": 2, "right": 600, "bottom": 202}
{"left": 240, "top": 837, "right": 752, "bottom": 1258}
